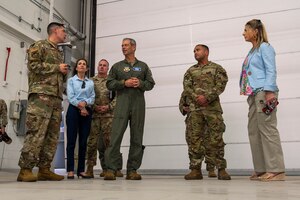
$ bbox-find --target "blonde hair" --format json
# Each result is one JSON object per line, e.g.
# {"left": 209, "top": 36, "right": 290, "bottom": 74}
{"left": 245, "top": 19, "right": 268, "bottom": 47}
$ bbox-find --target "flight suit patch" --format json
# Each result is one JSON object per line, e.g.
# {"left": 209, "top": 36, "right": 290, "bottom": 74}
{"left": 133, "top": 67, "right": 141, "bottom": 71}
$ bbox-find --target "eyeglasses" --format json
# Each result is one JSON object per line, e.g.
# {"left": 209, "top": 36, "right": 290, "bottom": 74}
{"left": 81, "top": 81, "right": 86, "bottom": 89}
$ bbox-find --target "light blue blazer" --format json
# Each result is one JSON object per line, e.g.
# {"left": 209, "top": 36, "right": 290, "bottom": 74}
{"left": 242, "top": 42, "right": 279, "bottom": 92}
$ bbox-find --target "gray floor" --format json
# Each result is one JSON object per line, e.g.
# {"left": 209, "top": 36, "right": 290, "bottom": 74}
{"left": 0, "top": 170, "right": 300, "bottom": 200}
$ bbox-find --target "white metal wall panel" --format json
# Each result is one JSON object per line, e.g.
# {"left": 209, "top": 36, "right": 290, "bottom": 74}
{"left": 96, "top": 0, "right": 300, "bottom": 171}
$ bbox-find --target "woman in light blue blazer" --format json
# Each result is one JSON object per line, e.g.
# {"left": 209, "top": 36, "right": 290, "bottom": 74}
{"left": 240, "top": 19, "right": 285, "bottom": 181}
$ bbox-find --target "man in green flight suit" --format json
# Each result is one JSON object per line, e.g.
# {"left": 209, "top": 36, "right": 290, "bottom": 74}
{"left": 104, "top": 38, "right": 155, "bottom": 180}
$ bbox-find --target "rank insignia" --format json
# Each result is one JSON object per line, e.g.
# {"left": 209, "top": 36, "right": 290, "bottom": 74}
{"left": 124, "top": 67, "right": 130, "bottom": 72}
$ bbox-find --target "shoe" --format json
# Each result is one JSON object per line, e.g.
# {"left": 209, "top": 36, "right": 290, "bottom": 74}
{"left": 115, "top": 170, "right": 124, "bottom": 177}
{"left": 184, "top": 169, "right": 203, "bottom": 180}
{"left": 218, "top": 169, "right": 231, "bottom": 180}
{"left": 37, "top": 167, "right": 64, "bottom": 181}
{"left": 249, "top": 172, "right": 265, "bottom": 181}
{"left": 17, "top": 168, "right": 37, "bottom": 182}
{"left": 77, "top": 173, "right": 93, "bottom": 179}
{"left": 208, "top": 170, "right": 217, "bottom": 178}
{"left": 0, "top": 132, "right": 12, "bottom": 144}
{"left": 100, "top": 170, "right": 107, "bottom": 177}
{"left": 104, "top": 170, "right": 116, "bottom": 180}
{"left": 260, "top": 172, "right": 285, "bottom": 181}
{"left": 67, "top": 172, "right": 75, "bottom": 179}
{"left": 126, "top": 171, "right": 142, "bottom": 180}
{"left": 85, "top": 165, "right": 94, "bottom": 178}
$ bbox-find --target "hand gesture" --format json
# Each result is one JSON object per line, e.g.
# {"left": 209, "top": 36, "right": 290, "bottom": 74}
{"left": 59, "top": 63, "right": 69, "bottom": 75}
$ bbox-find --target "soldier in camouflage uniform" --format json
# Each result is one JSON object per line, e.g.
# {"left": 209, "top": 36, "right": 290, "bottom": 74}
{"left": 85, "top": 59, "right": 123, "bottom": 178}
{"left": 179, "top": 92, "right": 217, "bottom": 178}
{"left": 17, "top": 22, "right": 69, "bottom": 182}
{"left": 182, "top": 44, "right": 231, "bottom": 180}
{"left": 0, "top": 99, "right": 12, "bottom": 144}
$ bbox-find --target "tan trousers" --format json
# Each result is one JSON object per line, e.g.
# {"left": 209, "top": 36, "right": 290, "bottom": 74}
{"left": 247, "top": 91, "right": 285, "bottom": 172}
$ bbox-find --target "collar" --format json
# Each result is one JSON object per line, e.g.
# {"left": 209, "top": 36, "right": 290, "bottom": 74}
{"left": 74, "top": 74, "right": 88, "bottom": 81}
{"left": 46, "top": 39, "right": 57, "bottom": 48}
{"left": 123, "top": 58, "right": 138, "bottom": 65}
{"left": 196, "top": 61, "right": 211, "bottom": 68}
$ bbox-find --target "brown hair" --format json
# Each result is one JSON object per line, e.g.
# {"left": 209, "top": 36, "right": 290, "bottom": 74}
{"left": 73, "top": 58, "right": 88, "bottom": 76}
{"left": 245, "top": 19, "right": 269, "bottom": 47}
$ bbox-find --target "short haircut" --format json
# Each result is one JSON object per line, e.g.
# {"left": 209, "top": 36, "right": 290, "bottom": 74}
{"left": 123, "top": 38, "right": 136, "bottom": 46}
{"left": 99, "top": 59, "right": 109, "bottom": 67}
{"left": 47, "top": 22, "right": 64, "bottom": 35}
{"left": 195, "top": 44, "right": 209, "bottom": 53}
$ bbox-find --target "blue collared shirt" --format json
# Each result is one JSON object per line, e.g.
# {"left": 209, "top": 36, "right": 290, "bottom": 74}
{"left": 67, "top": 75, "right": 95, "bottom": 107}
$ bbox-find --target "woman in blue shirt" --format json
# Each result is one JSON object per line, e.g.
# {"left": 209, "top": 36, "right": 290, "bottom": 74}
{"left": 66, "top": 58, "right": 95, "bottom": 179}
{"left": 240, "top": 19, "right": 285, "bottom": 181}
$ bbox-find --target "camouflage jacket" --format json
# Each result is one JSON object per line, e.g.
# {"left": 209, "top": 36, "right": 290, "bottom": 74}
{"left": 183, "top": 61, "right": 228, "bottom": 112}
{"left": 92, "top": 75, "right": 116, "bottom": 118}
{"left": 0, "top": 99, "right": 8, "bottom": 127}
{"left": 27, "top": 39, "right": 66, "bottom": 99}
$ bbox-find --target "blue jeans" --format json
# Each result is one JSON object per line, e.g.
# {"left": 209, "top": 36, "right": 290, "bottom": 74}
{"left": 66, "top": 104, "right": 92, "bottom": 175}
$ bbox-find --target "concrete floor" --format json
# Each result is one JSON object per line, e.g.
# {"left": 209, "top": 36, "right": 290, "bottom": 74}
{"left": 0, "top": 170, "right": 300, "bottom": 200}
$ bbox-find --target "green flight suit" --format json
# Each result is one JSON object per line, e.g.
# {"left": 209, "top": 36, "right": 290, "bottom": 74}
{"left": 105, "top": 59, "right": 155, "bottom": 173}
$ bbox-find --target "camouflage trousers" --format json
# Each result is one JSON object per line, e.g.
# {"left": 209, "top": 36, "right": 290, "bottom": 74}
{"left": 204, "top": 130, "right": 225, "bottom": 171}
{"left": 185, "top": 110, "right": 227, "bottom": 170}
{"left": 86, "top": 117, "right": 122, "bottom": 170}
{"left": 18, "top": 94, "right": 62, "bottom": 169}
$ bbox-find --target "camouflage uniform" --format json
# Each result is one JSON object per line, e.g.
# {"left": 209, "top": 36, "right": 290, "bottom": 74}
{"left": 18, "top": 39, "right": 66, "bottom": 169}
{"left": 183, "top": 61, "right": 228, "bottom": 170}
{"left": 86, "top": 76, "right": 122, "bottom": 171}
{"left": 179, "top": 92, "right": 216, "bottom": 172}
{"left": 0, "top": 99, "right": 8, "bottom": 128}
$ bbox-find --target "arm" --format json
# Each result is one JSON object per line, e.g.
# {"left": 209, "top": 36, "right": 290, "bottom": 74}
{"left": 0, "top": 100, "right": 8, "bottom": 133}
{"left": 261, "top": 44, "right": 278, "bottom": 92}
{"left": 183, "top": 70, "right": 198, "bottom": 103}
{"left": 84, "top": 81, "right": 95, "bottom": 106}
{"left": 204, "top": 66, "right": 228, "bottom": 104}
{"left": 179, "top": 91, "right": 189, "bottom": 116}
{"left": 109, "top": 91, "right": 116, "bottom": 111}
{"left": 138, "top": 65, "right": 155, "bottom": 91}
{"left": 67, "top": 78, "right": 80, "bottom": 106}
{"left": 27, "top": 42, "right": 61, "bottom": 75}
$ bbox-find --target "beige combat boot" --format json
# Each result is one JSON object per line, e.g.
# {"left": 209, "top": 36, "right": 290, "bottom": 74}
{"left": 37, "top": 167, "right": 64, "bottom": 181}
{"left": 115, "top": 170, "right": 124, "bottom": 177}
{"left": 85, "top": 165, "right": 94, "bottom": 178}
{"left": 218, "top": 168, "right": 231, "bottom": 180}
{"left": 100, "top": 170, "right": 107, "bottom": 177}
{"left": 126, "top": 171, "right": 142, "bottom": 180}
{"left": 208, "top": 169, "right": 217, "bottom": 178}
{"left": 17, "top": 168, "right": 37, "bottom": 182}
{"left": 184, "top": 169, "right": 203, "bottom": 180}
{"left": 104, "top": 170, "right": 116, "bottom": 180}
